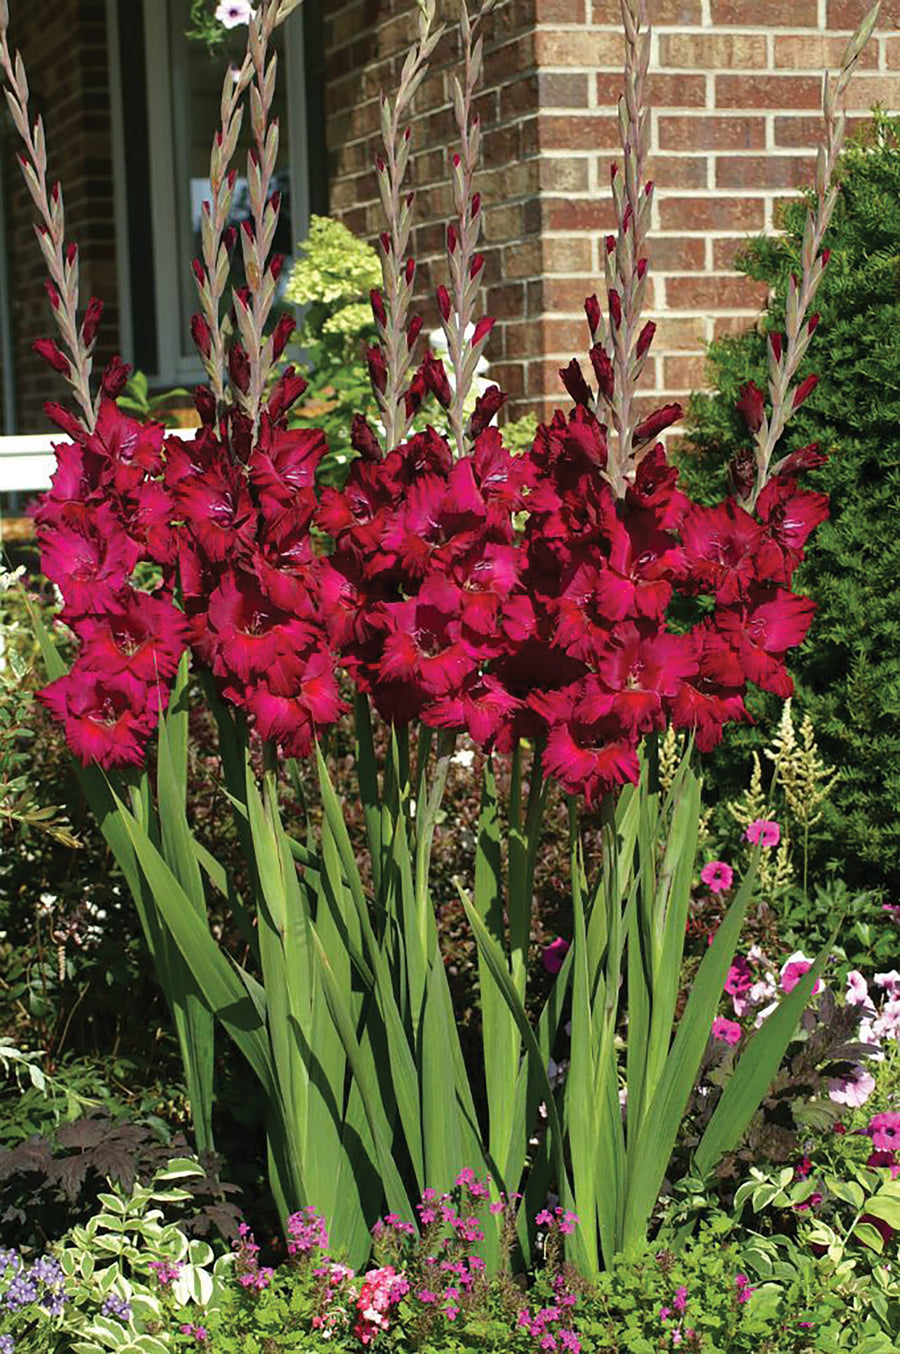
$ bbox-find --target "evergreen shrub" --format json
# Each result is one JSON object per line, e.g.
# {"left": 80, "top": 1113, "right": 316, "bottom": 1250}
{"left": 680, "top": 113, "right": 900, "bottom": 898}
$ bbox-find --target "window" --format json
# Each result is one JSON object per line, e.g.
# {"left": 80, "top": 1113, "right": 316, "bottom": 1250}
{"left": 108, "top": 0, "right": 326, "bottom": 387}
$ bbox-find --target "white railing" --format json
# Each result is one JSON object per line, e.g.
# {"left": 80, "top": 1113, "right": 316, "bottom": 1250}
{"left": 0, "top": 427, "right": 199, "bottom": 496}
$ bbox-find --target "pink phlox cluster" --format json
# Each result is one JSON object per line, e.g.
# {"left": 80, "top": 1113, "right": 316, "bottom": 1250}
{"left": 233, "top": 1221, "right": 274, "bottom": 1291}
{"left": 516, "top": 1300, "right": 581, "bottom": 1354}
{"left": 147, "top": 1260, "right": 181, "bottom": 1286}
{"left": 535, "top": 1206, "right": 579, "bottom": 1235}
{"left": 178, "top": 1323, "right": 208, "bottom": 1344}
{"left": 353, "top": 1265, "right": 409, "bottom": 1346}
{"left": 660, "top": 1285, "right": 698, "bottom": 1349}
{"left": 734, "top": 1273, "right": 754, "bottom": 1305}
{"left": 286, "top": 1204, "right": 330, "bottom": 1256}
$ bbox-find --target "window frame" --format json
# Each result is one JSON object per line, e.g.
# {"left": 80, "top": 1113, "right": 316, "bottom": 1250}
{"left": 107, "top": 0, "right": 310, "bottom": 387}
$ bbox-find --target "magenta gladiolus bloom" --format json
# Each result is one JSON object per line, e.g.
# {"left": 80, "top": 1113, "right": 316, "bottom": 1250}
{"left": 700, "top": 860, "right": 734, "bottom": 893}
{"left": 745, "top": 818, "right": 781, "bottom": 847}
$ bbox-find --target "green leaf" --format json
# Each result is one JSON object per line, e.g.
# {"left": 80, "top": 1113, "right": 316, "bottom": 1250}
{"left": 693, "top": 928, "right": 836, "bottom": 1177}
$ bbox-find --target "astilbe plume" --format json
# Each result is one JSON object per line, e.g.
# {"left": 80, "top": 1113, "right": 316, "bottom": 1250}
{"left": 4, "top": 0, "right": 870, "bottom": 800}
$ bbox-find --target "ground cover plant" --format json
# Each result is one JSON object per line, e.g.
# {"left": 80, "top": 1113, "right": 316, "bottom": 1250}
{"left": 0, "top": 0, "right": 897, "bottom": 1348}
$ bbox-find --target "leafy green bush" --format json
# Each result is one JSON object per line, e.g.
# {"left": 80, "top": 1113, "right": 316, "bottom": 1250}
{"left": 680, "top": 112, "right": 900, "bottom": 900}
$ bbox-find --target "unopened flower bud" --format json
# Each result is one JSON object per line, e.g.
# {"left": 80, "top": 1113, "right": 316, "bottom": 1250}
{"left": 407, "top": 315, "right": 423, "bottom": 349}
{"left": 33, "top": 338, "right": 70, "bottom": 376}
{"left": 635, "top": 319, "right": 656, "bottom": 360}
{"left": 472, "top": 316, "right": 494, "bottom": 346}
{"left": 405, "top": 257, "right": 415, "bottom": 285}
{"left": 436, "top": 285, "right": 451, "bottom": 321}
{"left": 65, "top": 243, "right": 78, "bottom": 266}
{"left": 636, "top": 258, "right": 648, "bottom": 280}
{"left": 101, "top": 354, "right": 131, "bottom": 398}
{"left": 469, "top": 253, "right": 485, "bottom": 279}
{"left": 44, "top": 280, "right": 61, "bottom": 311}
{"left": 269, "top": 253, "right": 285, "bottom": 281}
{"left": 608, "top": 288, "right": 622, "bottom": 327}
{"left": 792, "top": 373, "right": 818, "bottom": 410}
{"left": 447, "top": 223, "right": 458, "bottom": 254}
{"left": 81, "top": 296, "right": 104, "bottom": 346}
{"left": 228, "top": 342, "right": 251, "bottom": 393}
{"left": 192, "top": 259, "right": 207, "bottom": 285}
{"left": 769, "top": 332, "right": 783, "bottom": 363}
{"left": 271, "top": 313, "right": 295, "bottom": 361}
{"left": 190, "top": 314, "right": 213, "bottom": 359}
{"left": 370, "top": 289, "right": 387, "bottom": 327}
{"left": 584, "top": 295, "right": 601, "bottom": 337}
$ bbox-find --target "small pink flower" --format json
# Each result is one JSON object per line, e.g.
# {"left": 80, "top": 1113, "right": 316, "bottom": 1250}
{"left": 542, "top": 938, "right": 570, "bottom": 974}
{"left": 845, "top": 970, "right": 873, "bottom": 1009}
{"left": 779, "top": 951, "right": 823, "bottom": 995}
{"left": 700, "top": 860, "right": 734, "bottom": 893}
{"left": 828, "top": 1067, "right": 876, "bottom": 1108}
{"left": 711, "top": 1016, "right": 742, "bottom": 1046}
{"left": 745, "top": 818, "right": 780, "bottom": 847}
{"left": 215, "top": 0, "right": 255, "bottom": 25}
{"left": 868, "top": 1112, "right": 900, "bottom": 1151}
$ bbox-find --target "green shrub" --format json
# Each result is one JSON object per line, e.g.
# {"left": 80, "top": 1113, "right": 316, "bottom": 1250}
{"left": 679, "top": 112, "right": 900, "bottom": 900}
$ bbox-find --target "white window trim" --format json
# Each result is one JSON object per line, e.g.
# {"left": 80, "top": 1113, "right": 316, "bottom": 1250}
{"left": 107, "top": 0, "right": 310, "bottom": 389}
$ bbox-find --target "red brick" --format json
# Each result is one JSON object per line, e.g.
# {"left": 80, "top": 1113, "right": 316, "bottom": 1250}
{"left": 596, "top": 71, "right": 707, "bottom": 107}
{"left": 665, "top": 275, "right": 769, "bottom": 311}
{"left": 651, "top": 317, "right": 709, "bottom": 351}
{"left": 713, "top": 317, "right": 755, "bottom": 339}
{"left": 648, "top": 236, "right": 707, "bottom": 271}
{"left": 658, "top": 116, "right": 766, "bottom": 151}
{"left": 715, "top": 154, "right": 814, "bottom": 190}
{"left": 486, "top": 283, "right": 528, "bottom": 322}
{"left": 773, "top": 113, "right": 871, "bottom": 147}
{"left": 542, "top": 197, "right": 617, "bottom": 230}
{"left": 884, "top": 37, "right": 900, "bottom": 68}
{"left": 537, "top": 114, "right": 621, "bottom": 150}
{"left": 716, "top": 76, "right": 823, "bottom": 110}
{"left": 535, "top": 29, "right": 625, "bottom": 68}
{"left": 505, "top": 319, "right": 548, "bottom": 357}
{"left": 658, "top": 196, "right": 765, "bottom": 231}
{"left": 841, "top": 77, "right": 900, "bottom": 111}
{"left": 775, "top": 34, "right": 878, "bottom": 69}
{"left": 543, "top": 237, "right": 595, "bottom": 272}
{"left": 659, "top": 33, "right": 767, "bottom": 69}
{"left": 491, "top": 361, "right": 526, "bottom": 397}
{"left": 828, "top": 0, "right": 900, "bottom": 25}
{"left": 663, "top": 355, "right": 709, "bottom": 391}
{"left": 591, "top": 0, "right": 702, "bottom": 19}
{"left": 537, "top": 319, "right": 591, "bottom": 353}
{"left": 534, "top": 0, "right": 587, "bottom": 19}
{"left": 650, "top": 155, "right": 709, "bottom": 189}
{"left": 712, "top": 236, "right": 754, "bottom": 270}
{"left": 539, "top": 156, "right": 591, "bottom": 192}
{"left": 712, "top": 0, "right": 818, "bottom": 20}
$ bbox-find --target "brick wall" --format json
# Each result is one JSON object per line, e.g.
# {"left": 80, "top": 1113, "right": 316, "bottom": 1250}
{"left": 324, "top": 0, "right": 542, "bottom": 406}
{"left": 324, "top": 0, "right": 900, "bottom": 422}
{"left": 541, "top": 0, "right": 900, "bottom": 420}
{"left": 3, "top": 0, "right": 118, "bottom": 433}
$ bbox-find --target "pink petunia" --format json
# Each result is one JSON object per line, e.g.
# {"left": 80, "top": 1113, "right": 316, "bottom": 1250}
{"left": 845, "top": 970, "right": 874, "bottom": 1009}
{"left": 215, "top": 0, "right": 255, "bottom": 26}
{"left": 711, "top": 1017, "right": 742, "bottom": 1046}
{"left": 745, "top": 818, "right": 781, "bottom": 848}
{"left": 868, "top": 1112, "right": 900, "bottom": 1151}
{"left": 779, "top": 950, "right": 823, "bottom": 995}
{"left": 828, "top": 1068, "right": 876, "bottom": 1108}
{"left": 542, "top": 938, "right": 571, "bottom": 975}
{"left": 701, "top": 860, "right": 734, "bottom": 893}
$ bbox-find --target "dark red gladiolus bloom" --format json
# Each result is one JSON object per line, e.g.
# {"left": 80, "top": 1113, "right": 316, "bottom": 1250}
{"left": 39, "top": 666, "right": 164, "bottom": 768}
{"left": 34, "top": 262, "right": 826, "bottom": 784}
